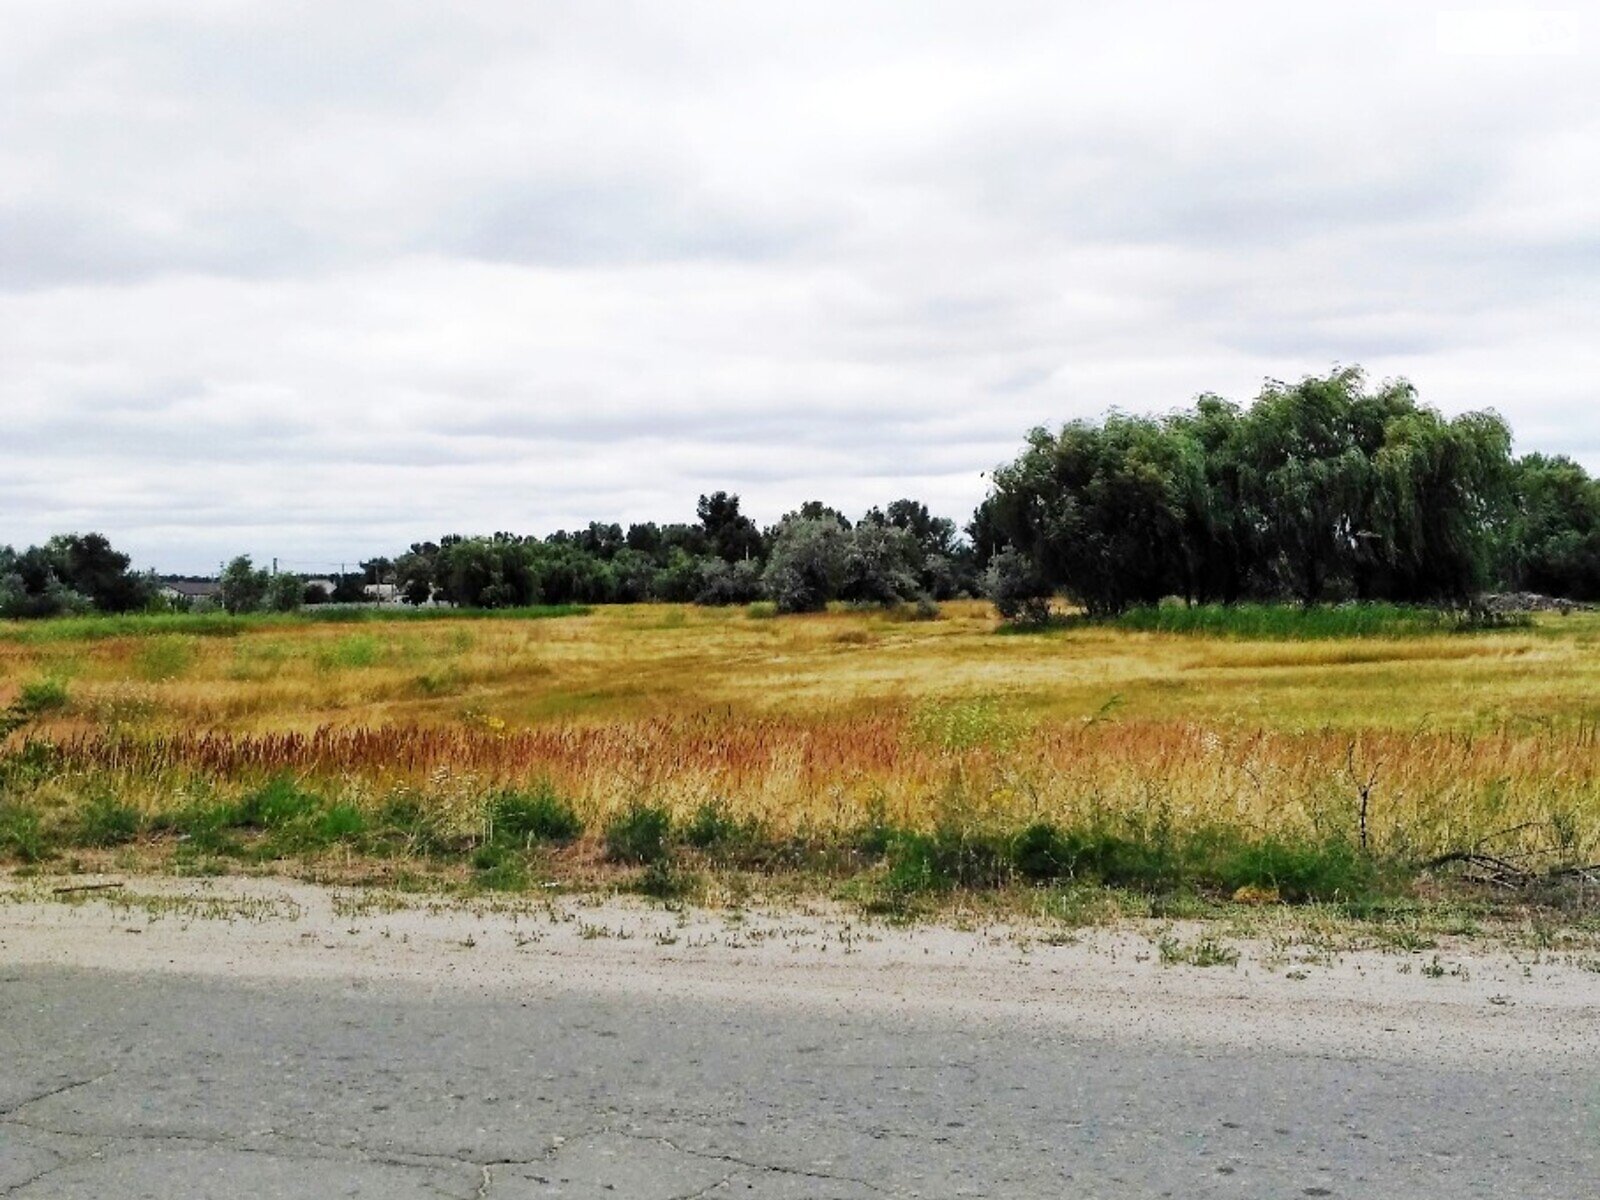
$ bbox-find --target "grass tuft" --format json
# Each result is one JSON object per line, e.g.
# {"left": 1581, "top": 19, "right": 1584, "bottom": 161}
{"left": 488, "top": 784, "right": 583, "bottom": 846}
{"left": 604, "top": 804, "right": 672, "bottom": 865}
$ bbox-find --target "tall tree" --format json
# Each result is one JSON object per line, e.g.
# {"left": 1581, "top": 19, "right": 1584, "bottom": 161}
{"left": 697, "top": 492, "right": 764, "bottom": 563}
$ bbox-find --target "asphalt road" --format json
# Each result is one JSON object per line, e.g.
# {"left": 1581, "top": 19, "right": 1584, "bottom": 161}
{"left": 3, "top": 964, "right": 1597, "bottom": 1199}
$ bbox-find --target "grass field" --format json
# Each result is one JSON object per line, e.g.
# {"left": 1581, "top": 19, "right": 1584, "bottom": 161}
{"left": 2, "top": 600, "right": 1597, "bottom": 911}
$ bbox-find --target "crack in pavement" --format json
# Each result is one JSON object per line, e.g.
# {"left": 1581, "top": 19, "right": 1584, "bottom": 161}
{"left": 0, "top": 1113, "right": 531, "bottom": 1180}
{"left": 610, "top": 1129, "right": 889, "bottom": 1195}
{"left": 0, "top": 1110, "right": 620, "bottom": 1197}
{"left": 0, "top": 1134, "right": 110, "bottom": 1199}
{"left": 667, "top": 1171, "right": 738, "bottom": 1200}
{"left": 6, "top": 1087, "right": 887, "bottom": 1197}
{"left": 0, "top": 1073, "right": 115, "bottom": 1118}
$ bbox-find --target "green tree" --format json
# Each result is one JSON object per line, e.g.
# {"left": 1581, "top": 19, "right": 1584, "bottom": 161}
{"left": 698, "top": 492, "right": 764, "bottom": 563}
{"left": 265, "top": 571, "right": 306, "bottom": 613}
{"left": 1505, "top": 455, "right": 1600, "bottom": 600}
{"left": 985, "top": 415, "right": 1191, "bottom": 614}
{"left": 762, "top": 517, "right": 849, "bottom": 613}
{"left": 219, "top": 556, "right": 270, "bottom": 614}
{"left": 838, "top": 523, "right": 923, "bottom": 605}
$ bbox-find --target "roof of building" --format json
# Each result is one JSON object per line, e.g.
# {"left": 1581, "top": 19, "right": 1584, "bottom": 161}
{"left": 159, "top": 579, "right": 222, "bottom": 597}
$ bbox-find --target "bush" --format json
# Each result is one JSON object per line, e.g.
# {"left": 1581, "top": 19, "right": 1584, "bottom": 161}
{"left": 763, "top": 518, "right": 849, "bottom": 613}
{"left": 471, "top": 843, "right": 529, "bottom": 891}
{"left": 233, "top": 777, "right": 321, "bottom": 829}
{"left": 630, "top": 858, "right": 696, "bottom": 900}
{"left": 1011, "top": 822, "right": 1070, "bottom": 881}
{"left": 77, "top": 795, "right": 141, "bottom": 847}
{"left": 1005, "top": 819, "right": 1377, "bottom": 903}
{"left": 489, "top": 785, "right": 582, "bottom": 846}
{"left": 882, "top": 828, "right": 1011, "bottom": 894}
{"left": 681, "top": 801, "right": 771, "bottom": 863}
{"left": 315, "top": 804, "right": 368, "bottom": 843}
{"left": 265, "top": 572, "right": 306, "bottom": 613}
{"left": 16, "top": 677, "right": 69, "bottom": 715}
{"left": 984, "top": 549, "right": 1052, "bottom": 625}
{"left": 0, "top": 801, "right": 50, "bottom": 862}
{"left": 695, "top": 559, "right": 764, "bottom": 606}
{"left": 1215, "top": 836, "right": 1375, "bottom": 903}
{"left": 604, "top": 804, "right": 672, "bottom": 864}
{"left": 219, "top": 555, "right": 270, "bottom": 614}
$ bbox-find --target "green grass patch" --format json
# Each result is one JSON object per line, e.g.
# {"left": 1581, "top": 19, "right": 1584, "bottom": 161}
{"left": 604, "top": 804, "right": 672, "bottom": 864}
{"left": 0, "top": 605, "right": 590, "bottom": 644}
{"left": 16, "top": 677, "right": 70, "bottom": 714}
{"left": 315, "top": 634, "right": 382, "bottom": 670}
{"left": 76, "top": 795, "right": 141, "bottom": 848}
{"left": 488, "top": 785, "right": 582, "bottom": 846}
{"left": 682, "top": 801, "right": 764, "bottom": 858}
{"left": 1109, "top": 602, "right": 1530, "bottom": 640}
{"left": 134, "top": 636, "right": 198, "bottom": 681}
{"left": 0, "top": 799, "right": 51, "bottom": 863}
{"left": 1157, "top": 932, "right": 1240, "bottom": 967}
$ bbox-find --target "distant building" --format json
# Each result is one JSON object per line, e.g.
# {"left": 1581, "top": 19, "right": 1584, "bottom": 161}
{"left": 158, "top": 579, "right": 222, "bottom": 603}
{"left": 304, "top": 578, "right": 337, "bottom": 599}
{"left": 362, "top": 582, "right": 400, "bottom": 603}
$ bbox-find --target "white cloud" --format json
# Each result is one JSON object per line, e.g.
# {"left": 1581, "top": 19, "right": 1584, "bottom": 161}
{"left": 1, "top": 0, "right": 1596, "bottom": 571}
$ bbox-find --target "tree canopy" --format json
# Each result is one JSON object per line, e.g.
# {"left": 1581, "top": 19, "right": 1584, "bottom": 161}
{"left": 981, "top": 369, "right": 1543, "bottom": 615}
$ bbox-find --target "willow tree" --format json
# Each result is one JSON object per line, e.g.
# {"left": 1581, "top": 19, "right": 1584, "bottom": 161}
{"left": 985, "top": 414, "right": 1193, "bottom": 615}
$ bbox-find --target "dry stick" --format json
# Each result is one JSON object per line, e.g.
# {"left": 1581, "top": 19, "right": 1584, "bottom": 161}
{"left": 50, "top": 882, "right": 126, "bottom": 895}
{"left": 1345, "top": 742, "right": 1380, "bottom": 854}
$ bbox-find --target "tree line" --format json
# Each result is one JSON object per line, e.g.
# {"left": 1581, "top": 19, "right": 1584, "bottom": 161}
{"left": 976, "top": 368, "right": 1599, "bottom": 617}
{"left": 384, "top": 494, "right": 974, "bottom": 614}
{"left": 4, "top": 369, "right": 1597, "bottom": 620}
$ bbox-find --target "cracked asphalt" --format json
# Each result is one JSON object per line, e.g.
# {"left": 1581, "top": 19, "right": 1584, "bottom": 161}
{"left": 3, "top": 963, "right": 1598, "bottom": 1199}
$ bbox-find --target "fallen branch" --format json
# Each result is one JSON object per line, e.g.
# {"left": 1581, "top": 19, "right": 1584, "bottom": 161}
{"left": 50, "top": 882, "right": 126, "bottom": 896}
{"left": 1424, "top": 853, "right": 1600, "bottom": 889}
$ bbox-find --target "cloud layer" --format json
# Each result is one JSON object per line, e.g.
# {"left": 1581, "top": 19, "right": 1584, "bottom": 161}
{"left": 4, "top": 2, "right": 1597, "bottom": 572}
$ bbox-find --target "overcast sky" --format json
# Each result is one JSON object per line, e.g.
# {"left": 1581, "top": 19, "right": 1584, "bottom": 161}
{"left": 3, "top": 2, "right": 1596, "bottom": 574}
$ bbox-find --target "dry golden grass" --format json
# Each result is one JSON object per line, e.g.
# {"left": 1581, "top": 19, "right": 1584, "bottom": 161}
{"left": 4, "top": 601, "right": 1598, "bottom": 865}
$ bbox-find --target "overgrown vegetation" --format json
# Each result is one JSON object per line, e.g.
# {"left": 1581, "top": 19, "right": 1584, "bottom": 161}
{"left": 1108, "top": 603, "right": 1530, "bottom": 639}
{"left": 978, "top": 368, "right": 1600, "bottom": 619}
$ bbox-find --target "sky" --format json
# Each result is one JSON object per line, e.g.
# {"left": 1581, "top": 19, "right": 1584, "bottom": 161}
{"left": 3, "top": 2, "right": 1597, "bottom": 575}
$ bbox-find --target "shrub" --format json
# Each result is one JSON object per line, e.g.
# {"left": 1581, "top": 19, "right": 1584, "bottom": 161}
{"left": 315, "top": 804, "right": 368, "bottom": 843}
{"left": 762, "top": 517, "right": 849, "bottom": 613}
{"left": 265, "top": 572, "right": 306, "bottom": 613}
{"left": 604, "top": 804, "right": 672, "bottom": 864}
{"left": 683, "top": 801, "right": 741, "bottom": 850}
{"left": 17, "top": 677, "right": 69, "bottom": 715}
{"left": 0, "top": 801, "right": 50, "bottom": 863}
{"left": 1012, "top": 822, "right": 1070, "bottom": 881}
{"left": 682, "top": 801, "right": 770, "bottom": 863}
{"left": 471, "top": 843, "right": 529, "bottom": 891}
{"left": 155, "top": 801, "right": 242, "bottom": 856}
{"left": 984, "top": 549, "right": 1052, "bottom": 625}
{"left": 695, "top": 559, "right": 765, "bottom": 606}
{"left": 233, "top": 776, "right": 321, "bottom": 829}
{"left": 1215, "top": 836, "right": 1375, "bottom": 903}
{"left": 489, "top": 785, "right": 582, "bottom": 846}
{"left": 77, "top": 795, "right": 141, "bottom": 847}
{"left": 630, "top": 858, "right": 696, "bottom": 900}
{"left": 219, "top": 555, "right": 270, "bottom": 614}
{"left": 882, "top": 828, "right": 1011, "bottom": 894}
